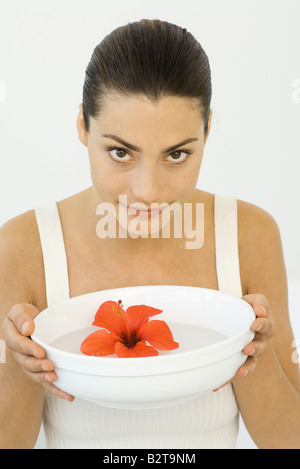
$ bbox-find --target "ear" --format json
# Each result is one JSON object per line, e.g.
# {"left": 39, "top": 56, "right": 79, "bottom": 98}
{"left": 76, "top": 103, "right": 88, "bottom": 147}
{"left": 204, "top": 109, "right": 213, "bottom": 144}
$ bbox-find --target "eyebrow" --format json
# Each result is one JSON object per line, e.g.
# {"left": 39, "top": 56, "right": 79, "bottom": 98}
{"left": 102, "top": 134, "right": 199, "bottom": 154}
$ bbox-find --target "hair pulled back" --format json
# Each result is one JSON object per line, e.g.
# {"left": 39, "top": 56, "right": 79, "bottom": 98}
{"left": 82, "top": 19, "right": 212, "bottom": 135}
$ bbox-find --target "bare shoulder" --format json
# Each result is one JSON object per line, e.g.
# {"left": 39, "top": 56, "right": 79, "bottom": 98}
{"left": 237, "top": 199, "right": 283, "bottom": 265}
{"left": 0, "top": 209, "right": 41, "bottom": 263}
{"left": 237, "top": 198, "right": 286, "bottom": 298}
{"left": 237, "top": 199, "right": 281, "bottom": 241}
{"left": 1, "top": 208, "right": 37, "bottom": 241}
{"left": 0, "top": 210, "right": 45, "bottom": 308}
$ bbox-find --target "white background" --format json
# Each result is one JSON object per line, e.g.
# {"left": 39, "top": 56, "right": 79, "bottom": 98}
{"left": 0, "top": 0, "right": 299, "bottom": 449}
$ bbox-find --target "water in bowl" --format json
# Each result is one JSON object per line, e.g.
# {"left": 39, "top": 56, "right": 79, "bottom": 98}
{"left": 50, "top": 323, "right": 228, "bottom": 356}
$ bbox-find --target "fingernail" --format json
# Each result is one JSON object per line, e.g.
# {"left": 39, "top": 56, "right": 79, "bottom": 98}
{"left": 252, "top": 321, "right": 262, "bottom": 332}
{"left": 21, "top": 321, "right": 30, "bottom": 335}
{"left": 41, "top": 364, "right": 52, "bottom": 371}
{"left": 33, "top": 349, "right": 42, "bottom": 359}
{"left": 243, "top": 369, "right": 249, "bottom": 377}
{"left": 258, "top": 305, "right": 267, "bottom": 317}
{"left": 44, "top": 374, "right": 53, "bottom": 382}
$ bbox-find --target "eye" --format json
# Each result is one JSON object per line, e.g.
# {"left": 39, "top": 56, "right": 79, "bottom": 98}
{"left": 107, "top": 147, "right": 132, "bottom": 163}
{"left": 165, "top": 150, "right": 191, "bottom": 164}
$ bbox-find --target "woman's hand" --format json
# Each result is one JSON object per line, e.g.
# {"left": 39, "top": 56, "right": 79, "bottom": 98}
{"left": 213, "top": 294, "right": 276, "bottom": 391}
{"left": 3, "top": 303, "right": 74, "bottom": 401}
{"left": 236, "top": 294, "right": 276, "bottom": 377}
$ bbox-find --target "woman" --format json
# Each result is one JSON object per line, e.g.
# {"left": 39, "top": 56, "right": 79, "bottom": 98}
{"left": 1, "top": 19, "right": 299, "bottom": 449}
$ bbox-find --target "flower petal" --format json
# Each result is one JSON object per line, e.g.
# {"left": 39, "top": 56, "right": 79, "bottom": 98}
{"left": 80, "top": 329, "right": 118, "bottom": 356}
{"left": 139, "top": 320, "right": 179, "bottom": 350}
{"left": 125, "top": 304, "right": 163, "bottom": 333}
{"left": 115, "top": 340, "right": 159, "bottom": 358}
{"left": 92, "top": 300, "right": 129, "bottom": 339}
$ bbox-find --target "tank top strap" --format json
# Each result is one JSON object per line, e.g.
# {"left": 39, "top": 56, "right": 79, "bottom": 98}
{"left": 214, "top": 194, "right": 242, "bottom": 298}
{"left": 35, "top": 202, "right": 70, "bottom": 307}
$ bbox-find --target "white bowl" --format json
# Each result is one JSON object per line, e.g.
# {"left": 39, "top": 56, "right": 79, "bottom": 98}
{"left": 32, "top": 285, "right": 255, "bottom": 409}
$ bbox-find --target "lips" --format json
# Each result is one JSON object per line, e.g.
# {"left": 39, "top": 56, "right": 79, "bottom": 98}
{"left": 128, "top": 206, "right": 162, "bottom": 218}
{"left": 122, "top": 203, "right": 168, "bottom": 218}
{"left": 131, "top": 207, "right": 160, "bottom": 213}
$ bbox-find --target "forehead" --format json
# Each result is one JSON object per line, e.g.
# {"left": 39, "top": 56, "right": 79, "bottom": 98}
{"left": 91, "top": 92, "right": 204, "bottom": 135}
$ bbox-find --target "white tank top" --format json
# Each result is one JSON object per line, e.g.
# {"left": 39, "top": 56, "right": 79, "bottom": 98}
{"left": 34, "top": 194, "right": 242, "bottom": 449}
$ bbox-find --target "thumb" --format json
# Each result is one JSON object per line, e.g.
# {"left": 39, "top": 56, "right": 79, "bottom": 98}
{"left": 8, "top": 303, "right": 40, "bottom": 337}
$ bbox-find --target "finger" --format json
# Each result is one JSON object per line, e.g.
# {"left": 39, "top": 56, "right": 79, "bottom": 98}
{"left": 23, "top": 369, "right": 74, "bottom": 401}
{"left": 42, "top": 381, "right": 75, "bottom": 402}
{"left": 243, "top": 338, "right": 267, "bottom": 358}
{"left": 25, "top": 368, "right": 57, "bottom": 385}
{"left": 7, "top": 303, "right": 40, "bottom": 336}
{"left": 24, "top": 369, "right": 75, "bottom": 401}
{"left": 17, "top": 360, "right": 74, "bottom": 402}
{"left": 242, "top": 295, "right": 269, "bottom": 318}
{"left": 4, "top": 317, "right": 45, "bottom": 359}
{"left": 251, "top": 318, "right": 275, "bottom": 337}
{"left": 236, "top": 356, "right": 257, "bottom": 378}
{"left": 253, "top": 303, "right": 268, "bottom": 318}
{"left": 22, "top": 365, "right": 60, "bottom": 390}
{"left": 13, "top": 351, "right": 54, "bottom": 373}
{"left": 213, "top": 379, "right": 233, "bottom": 392}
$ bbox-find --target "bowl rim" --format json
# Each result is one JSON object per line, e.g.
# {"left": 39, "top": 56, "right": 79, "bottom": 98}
{"left": 31, "top": 285, "right": 255, "bottom": 375}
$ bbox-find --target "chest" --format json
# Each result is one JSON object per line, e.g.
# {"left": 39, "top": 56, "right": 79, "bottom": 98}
{"left": 66, "top": 237, "right": 219, "bottom": 299}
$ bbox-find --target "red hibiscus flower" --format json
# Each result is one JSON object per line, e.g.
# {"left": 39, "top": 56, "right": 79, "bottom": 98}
{"left": 80, "top": 299, "right": 179, "bottom": 358}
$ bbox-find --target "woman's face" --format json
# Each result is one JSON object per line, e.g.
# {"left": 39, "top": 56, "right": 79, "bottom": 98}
{"left": 77, "top": 92, "right": 211, "bottom": 235}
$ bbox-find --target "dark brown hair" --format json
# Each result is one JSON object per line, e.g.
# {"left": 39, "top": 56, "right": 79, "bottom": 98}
{"left": 82, "top": 19, "right": 212, "bottom": 135}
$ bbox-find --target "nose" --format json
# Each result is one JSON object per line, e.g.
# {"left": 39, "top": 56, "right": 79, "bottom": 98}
{"left": 131, "top": 163, "right": 163, "bottom": 205}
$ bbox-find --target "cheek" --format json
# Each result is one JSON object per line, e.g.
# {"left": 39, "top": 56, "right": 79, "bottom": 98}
{"left": 188, "top": 155, "right": 202, "bottom": 185}
{"left": 174, "top": 163, "right": 201, "bottom": 192}
{"left": 88, "top": 158, "right": 111, "bottom": 199}
{"left": 90, "top": 163, "right": 128, "bottom": 203}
